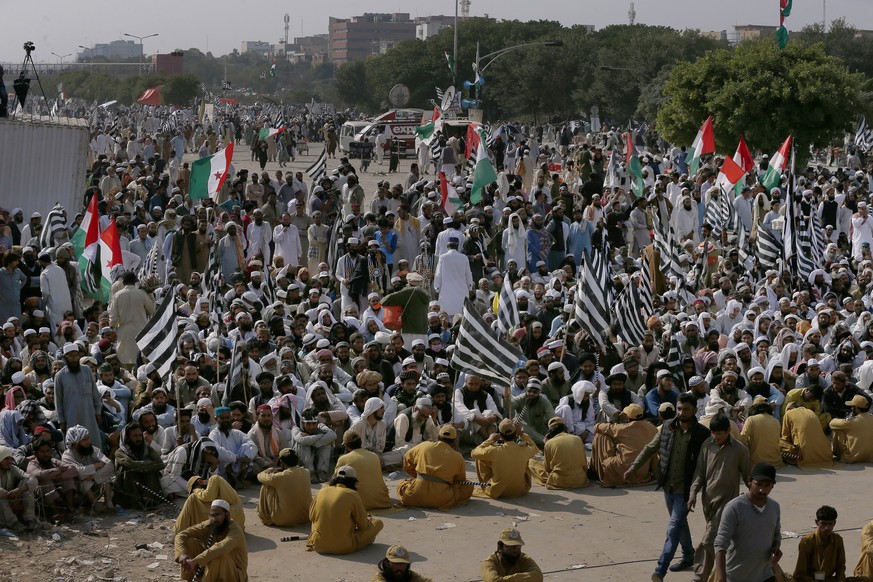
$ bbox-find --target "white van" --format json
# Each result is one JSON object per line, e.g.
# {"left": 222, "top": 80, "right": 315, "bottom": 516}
{"left": 339, "top": 121, "right": 371, "bottom": 155}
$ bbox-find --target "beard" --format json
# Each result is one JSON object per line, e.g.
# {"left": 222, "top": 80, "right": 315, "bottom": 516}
{"left": 197, "top": 412, "right": 211, "bottom": 423}
{"left": 76, "top": 444, "right": 94, "bottom": 456}
{"left": 152, "top": 404, "right": 167, "bottom": 414}
{"left": 501, "top": 551, "right": 521, "bottom": 566}
{"left": 66, "top": 360, "right": 81, "bottom": 373}
{"left": 686, "top": 336, "right": 700, "bottom": 348}
{"left": 378, "top": 560, "right": 412, "bottom": 582}
{"left": 258, "top": 420, "right": 273, "bottom": 430}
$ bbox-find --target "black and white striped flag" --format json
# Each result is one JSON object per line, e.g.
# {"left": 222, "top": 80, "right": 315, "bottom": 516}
{"left": 430, "top": 138, "right": 444, "bottom": 171}
{"left": 704, "top": 191, "right": 723, "bottom": 237}
{"left": 306, "top": 148, "right": 327, "bottom": 183}
{"left": 451, "top": 298, "right": 522, "bottom": 386}
{"left": 639, "top": 252, "right": 654, "bottom": 321}
{"left": 856, "top": 116, "right": 873, "bottom": 153}
{"left": 204, "top": 238, "right": 223, "bottom": 323}
{"left": 435, "top": 86, "right": 444, "bottom": 103}
{"left": 653, "top": 221, "right": 685, "bottom": 279}
{"left": 574, "top": 247, "right": 611, "bottom": 351}
{"left": 139, "top": 241, "right": 160, "bottom": 281}
{"left": 496, "top": 272, "right": 519, "bottom": 333}
{"left": 222, "top": 336, "right": 243, "bottom": 406}
{"left": 135, "top": 287, "right": 180, "bottom": 379}
{"left": 39, "top": 206, "right": 67, "bottom": 250}
{"left": 757, "top": 226, "right": 783, "bottom": 272}
{"left": 612, "top": 282, "right": 646, "bottom": 347}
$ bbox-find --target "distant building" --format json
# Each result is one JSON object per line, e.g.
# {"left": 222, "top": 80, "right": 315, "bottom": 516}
{"left": 240, "top": 41, "right": 273, "bottom": 57}
{"left": 734, "top": 24, "right": 781, "bottom": 42}
{"left": 415, "top": 15, "right": 456, "bottom": 40}
{"left": 274, "top": 35, "right": 329, "bottom": 64}
{"left": 328, "top": 13, "right": 417, "bottom": 63}
{"left": 78, "top": 40, "right": 141, "bottom": 60}
{"left": 152, "top": 51, "right": 183, "bottom": 76}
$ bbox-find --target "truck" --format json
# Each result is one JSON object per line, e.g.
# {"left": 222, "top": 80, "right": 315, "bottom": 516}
{"left": 0, "top": 118, "right": 89, "bottom": 220}
{"left": 353, "top": 109, "right": 425, "bottom": 158}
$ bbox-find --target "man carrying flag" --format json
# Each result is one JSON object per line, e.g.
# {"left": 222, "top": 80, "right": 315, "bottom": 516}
{"left": 470, "top": 127, "right": 497, "bottom": 204}
{"left": 625, "top": 132, "right": 645, "bottom": 198}
{"left": 71, "top": 193, "right": 102, "bottom": 300}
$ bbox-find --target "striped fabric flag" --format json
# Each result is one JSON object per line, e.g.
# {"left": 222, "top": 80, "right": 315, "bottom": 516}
{"left": 451, "top": 298, "right": 522, "bottom": 386}
{"left": 306, "top": 148, "right": 327, "bottom": 183}
{"left": 639, "top": 253, "right": 655, "bottom": 320}
{"left": 204, "top": 237, "right": 222, "bottom": 323}
{"left": 704, "top": 191, "right": 723, "bottom": 236}
{"left": 653, "top": 222, "right": 685, "bottom": 279}
{"left": 430, "top": 138, "right": 444, "bottom": 171}
{"left": 135, "top": 287, "right": 180, "bottom": 379}
{"left": 139, "top": 241, "right": 160, "bottom": 281}
{"left": 757, "top": 226, "right": 783, "bottom": 272}
{"left": 612, "top": 282, "right": 646, "bottom": 347}
{"left": 496, "top": 272, "right": 520, "bottom": 333}
{"left": 782, "top": 142, "right": 797, "bottom": 267}
{"left": 222, "top": 336, "right": 243, "bottom": 406}
{"left": 665, "top": 337, "right": 682, "bottom": 372}
{"left": 575, "top": 247, "right": 611, "bottom": 351}
{"left": 39, "top": 206, "right": 67, "bottom": 250}
{"left": 856, "top": 116, "right": 873, "bottom": 153}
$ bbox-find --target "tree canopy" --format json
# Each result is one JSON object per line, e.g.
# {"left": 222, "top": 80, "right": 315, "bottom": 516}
{"left": 656, "top": 40, "right": 865, "bottom": 153}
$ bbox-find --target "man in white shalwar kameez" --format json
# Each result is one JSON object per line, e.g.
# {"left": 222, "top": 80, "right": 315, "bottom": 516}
{"left": 209, "top": 407, "right": 257, "bottom": 481}
{"left": 39, "top": 254, "right": 73, "bottom": 329}
{"left": 670, "top": 195, "right": 700, "bottom": 244}
{"left": 433, "top": 237, "right": 473, "bottom": 318}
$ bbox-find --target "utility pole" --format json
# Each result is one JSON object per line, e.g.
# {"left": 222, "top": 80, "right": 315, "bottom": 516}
{"left": 123, "top": 32, "right": 159, "bottom": 76}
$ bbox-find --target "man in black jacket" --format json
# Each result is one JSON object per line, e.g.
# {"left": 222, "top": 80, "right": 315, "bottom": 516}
{"left": 625, "top": 392, "right": 711, "bottom": 581}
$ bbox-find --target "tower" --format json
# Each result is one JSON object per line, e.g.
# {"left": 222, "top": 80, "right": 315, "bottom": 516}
{"left": 284, "top": 13, "right": 290, "bottom": 46}
{"left": 460, "top": 0, "right": 471, "bottom": 18}
{"left": 628, "top": 2, "right": 636, "bottom": 25}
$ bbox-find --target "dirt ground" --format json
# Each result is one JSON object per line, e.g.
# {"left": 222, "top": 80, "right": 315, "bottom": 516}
{"left": 4, "top": 146, "right": 872, "bottom": 581}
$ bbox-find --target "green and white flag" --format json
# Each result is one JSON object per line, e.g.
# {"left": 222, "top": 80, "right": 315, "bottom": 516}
{"left": 688, "top": 116, "right": 715, "bottom": 176}
{"left": 444, "top": 51, "right": 455, "bottom": 77}
{"left": 189, "top": 143, "right": 234, "bottom": 200}
{"left": 760, "top": 136, "right": 792, "bottom": 191}
{"left": 470, "top": 128, "right": 497, "bottom": 204}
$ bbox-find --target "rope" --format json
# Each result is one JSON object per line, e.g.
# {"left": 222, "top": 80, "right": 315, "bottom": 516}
{"left": 193, "top": 528, "right": 217, "bottom": 581}
{"left": 135, "top": 482, "right": 181, "bottom": 510}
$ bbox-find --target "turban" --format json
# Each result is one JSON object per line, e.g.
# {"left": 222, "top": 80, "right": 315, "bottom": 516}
{"left": 356, "top": 370, "right": 382, "bottom": 386}
{"left": 214, "top": 406, "right": 231, "bottom": 416}
{"left": 64, "top": 425, "right": 90, "bottom": 446}
{"left": 197, "top": 398, "right": 213, "bottom": 408}
{"left": 256, "top": 404, "right": 271, "bottom": 414}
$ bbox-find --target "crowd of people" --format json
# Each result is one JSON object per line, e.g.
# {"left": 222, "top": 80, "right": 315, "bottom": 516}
{"left": 1, "top": 103, "right": 873, "bottom": 582}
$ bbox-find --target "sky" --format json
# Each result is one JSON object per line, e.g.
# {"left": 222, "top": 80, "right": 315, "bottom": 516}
{"left": 4, "top": 0, "right": 872, "bottom": 63}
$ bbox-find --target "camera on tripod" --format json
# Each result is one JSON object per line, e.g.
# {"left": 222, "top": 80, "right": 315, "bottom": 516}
{"left": 23, "top": 42, "right": 35, "bottom": 55}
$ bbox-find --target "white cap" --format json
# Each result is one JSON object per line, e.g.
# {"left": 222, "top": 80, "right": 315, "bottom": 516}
{"left": 62, "top": 343, "right": 79, "bottom": 354}
{"left": 211, "top": 499, "right": 230, "bottom": 512}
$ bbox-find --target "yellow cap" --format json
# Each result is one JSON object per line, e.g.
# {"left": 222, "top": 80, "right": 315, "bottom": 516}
{"left": 386, "top": 544, "right": 411, "bottom": 563}
{"left": 499, "top": 528, "right": 524, "bottom": 546}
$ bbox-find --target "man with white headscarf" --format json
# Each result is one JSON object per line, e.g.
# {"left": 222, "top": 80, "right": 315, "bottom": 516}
{"left": 0, "top": 445, "right": 38, "bottom": 531}
{"left": 60, "top": 425, "right": 116, "bottom": 511}
{"left": 502, "top": 213, "right": 528, "bottom": 271}
{"left": 554, "top": 380, "right": 596, "bottom": 443}
{"left": 348, "top": 397, "right": 402, "bottom": 468}
{"left": 291, "top": 408, "right": 336, "bottom": 483}
{"left": 54, "top": 343, "right": 104, "bottom": 449}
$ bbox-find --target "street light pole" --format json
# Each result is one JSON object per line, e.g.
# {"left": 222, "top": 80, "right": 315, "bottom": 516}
{"left": 51, "top": 52, "right": 72, "bottom": 65}
{"left": 78, "top": 45, "right": 94, "bottom": 72}
{"left": 453, "top": 0, "right": 459, "bottom": 87}
{"left": 473, "top": 40, "right": 562, "bottom": 102}
{"left": 123, "top": 32, "right": 158, "bottom": 76}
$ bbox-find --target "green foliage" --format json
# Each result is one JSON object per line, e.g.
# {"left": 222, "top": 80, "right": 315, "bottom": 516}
{"left": 162, "top": 74, "right": 201, "bottom": 106}
{"left": 795, "top": 18, "right": 873, "bottom": 79}
{"left": 656, "top": 40, "right": 864, "bottom": 152}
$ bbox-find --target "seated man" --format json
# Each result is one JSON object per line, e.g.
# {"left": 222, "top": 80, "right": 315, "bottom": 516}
{"left": 528, "top": 417, "right": 588, "bottom": 490}
{"left": 740, "top": 397, "right": 783, "bottom": 467}
{"left": 175, "top": 499, "right": 248, "bottom": 582}
{"left": 208, "top": 407, "right": 257, "bottom": 486}
{"left": 0, "top": 445, "right": 38, "bottom": 531}
{"left": 335, "top": 432, "right": 391, "bottom": 510}
{"left": 257, "top": 448, "right": 312, "bottom": 526}
{"left": 644, "top": 370, "right": 679, "bottom": 419}
{"left": 161, "top": 438, "right": 233, "bottom": 498}
{"left": 793, "top": 505, "right": 845, "bottom": 582}
{"left": 114, "top": 421, "right": 166, "bottom": 509}
{"left": 161, "top": 407, "right": 198, "bottom": 460}
{"left": 597, "top": 372, "right": 643, "bottom": 423}
{"left": 481, "top": 528, "right": 544, "bottom": 582}
{"left": 247, "top": 404, "right": 289, "bottom": 475}
{"left": 554, "top": 380, "right": 595, "bottom": 444}
{"left": 291, "top": 408, "right": 337, "bottom": 483}
{"left": 471, "top": 419, "right": 539, "bottom": 499}
{"left": 454, "top": 375, "right": 501, "bottom": 445}
{"left": 397, "top": 424, "right": 473, "bottom": 510}
{"left": 347, "top": 397, "right": 402, "bottom": 469}
{"left": 829, "top": 394, "right": 873, "bottom": 464}
{"left": 60, "top": 425, "right": 115, "bottom": 512}
{"left": 590, "top": 403, "right": 658, "bottom": 488}
{"left": 306, "top": 465, "right": 384, "bottom": 555}
{"left": 133, "top": 387, "right": 177, "bottom": 429}
{"left": 26, "top": 440, "right": 78, "bottom": 520}
{"left": 855, "top": 519, "right": 873, "bottom": 579}
{"left": 780, "top": 402, "right": 833, "bottom": 469}
{"left": 375, "top": 544, "right": 435, "bottom": 582}
{"left": 391, "top": 397, "right": 439, "bottom": 458}
{"left": 782, "top": 387, "right": 832, "bottom": 431}
{"left": 511, "top": 379, "right": 555, "bottom": 446}
{"left": 175, "top": 474, "right": 245, "bottom": 534}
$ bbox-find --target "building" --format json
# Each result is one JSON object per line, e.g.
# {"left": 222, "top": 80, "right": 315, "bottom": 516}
{"left": 328, "top": 13, "right": 417, "bottom": 63}
{"left": 274, "top": 34, "right": 329, "bottom": 64}
{"left": 240, "top": 41, "right": 273, "bottom": 57}
{"left": 152, "top": 51, "right": 183, "bottom": 76}
{"left": 734, "top": 24, "right": 781, "bottom": 42}
{"left": 415, "top": 15, "right": 456, "bottom": 40}
{"left": 78, "top": 40, "right": 141, "bottom": 60}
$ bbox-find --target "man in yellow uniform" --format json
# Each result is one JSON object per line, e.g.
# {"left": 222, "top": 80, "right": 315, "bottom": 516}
{"left": 793, "top": 505, "right": 845, "bottom": 582}
{"left": 256, "top": 448, "right": 312, "bottom": 526}
{"left": 481, "top": 528, "right": 543, "bottom": 582}
{"left": 528, "top": 417, "right": 588, "bottom": 490}
{"left": 174, "top": 475, "right": 245, "bottom": 535}
{"left": 335, "top": 432, "right": 392, "bottom": 510}
{"left": 854, "top": 519, "right": 873, "bottom": 578}
{"left": 590, "top": 403, "right": 658, "bottom": 488}
{"left": 782, "top": 386, "right": 831, "bottom": 431}
{"left": 740, "top": 396, "right": 782, "bottom": 467}
{"left": 780, "top": 402, "right": 833, "bottom": 469}
{"left": 372, "top": 544, "right": 434, "bottom": 582}
{"left": 397, "top": 424, "right": 473, "bottom": 510}
{"left": 472, "top": 419, "right": 539, "bottom": 499}
{"left": 829, "top": 394, "right": 873, "bottom": 464}
{"left": 307, "top": 465, "right": 384, "bottom": 555}
{"left": 175, "top": 499, "right": 248, "bottom": 582}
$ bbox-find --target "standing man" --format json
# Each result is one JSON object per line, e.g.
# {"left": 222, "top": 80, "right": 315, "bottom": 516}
{"left": 273, "top": 213, "right": 302, "bottom": 273}
{"left": 714, "top": 463, "right": 782, "bottom": 582}
{"left": 433, "top": 236, "right": 473, "bottom": 319}
{"left": 481, "top": 528, "right": 543, "bottom": 582}
{"left": 54, "top": 343, "right": 103, "bottom": 448}
{"left": 687, "top": 413, "right": 751, "bottom": 582}
{"left": 626, "top": 392, "right": 711, "bottom": 581}
{"left": 109, "top": 272, "right": 155, "bottom": 369}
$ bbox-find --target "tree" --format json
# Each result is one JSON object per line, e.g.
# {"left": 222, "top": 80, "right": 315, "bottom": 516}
{"left": 656, "top": 40, "right": 865, "bottom": 153}
{"left": 162, "top": 74, "right": 201, "bottom": 106}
